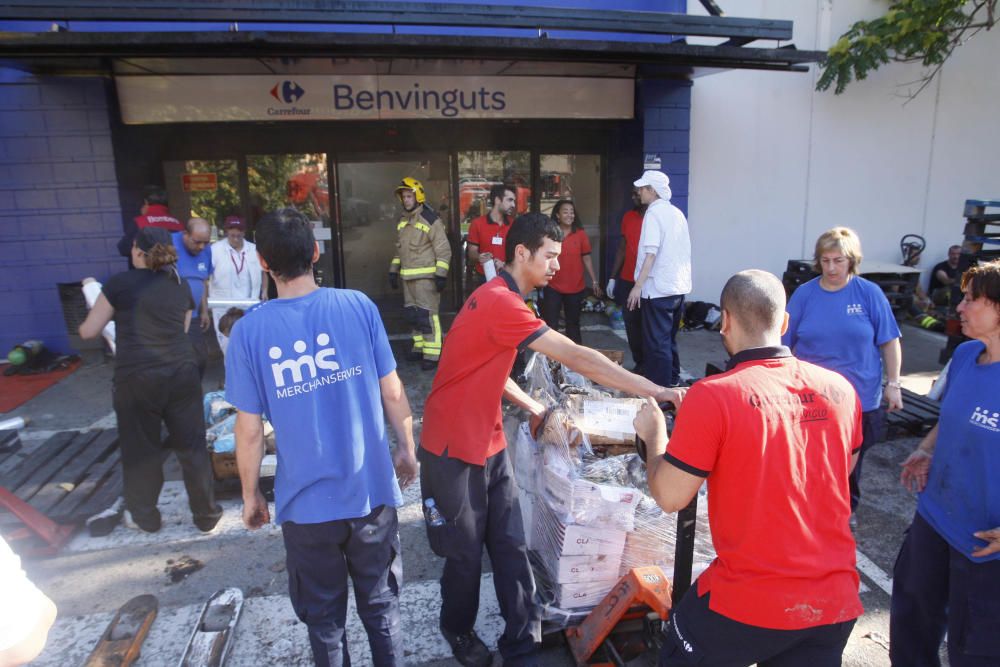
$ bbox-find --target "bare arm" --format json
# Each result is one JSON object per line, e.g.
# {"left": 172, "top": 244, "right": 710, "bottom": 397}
{"left": 633, "top": 398, "right": 703, "bottom": 513}
{"left": 627, "top": 253, "right": 656, "bottom": 310}
{"left": 467, "top": 242, "right": 482, "bottom": 265}
{"left": 235, "top": 411, "right": 270, "bottom": 529}
{"left": 900, "top": 422, "right": 938, "bottom": 493}
{"left": 528, "top": 329, "right": 684, "bottom": 407}
{"left": 379, "top": 371, "right": 418, "bottom": 489}
{"left": 881, "top": 337, "right": 903, "bottom": 411}
{"left": 199, "top": 280, "right": 211, "bottom": 330}
{"left": 184, "top": 310, "right": 193, "bottom": 334}
{"left": 582, "top": 254, "right": 602, "bottom": 298}
{"left": 78, "top": 293, "right": 114, "bottom": 340}
{"left": 503, "top": 377, "right": 545, "bottom": 417}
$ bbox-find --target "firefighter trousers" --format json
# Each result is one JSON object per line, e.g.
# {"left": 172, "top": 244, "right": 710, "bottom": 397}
{"left": 402, "top": 278, "right": 442, "bottom": 362}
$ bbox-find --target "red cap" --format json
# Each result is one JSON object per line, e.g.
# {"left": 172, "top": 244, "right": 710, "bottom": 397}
{"left": 223, "top": 215, "right": 245, "bottom": 230}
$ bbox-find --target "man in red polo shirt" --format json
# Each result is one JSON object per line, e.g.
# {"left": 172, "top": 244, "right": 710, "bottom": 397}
{"left": 466, "top": 183, "right": 516, "bottom": 284}
{"left": 420, "top": 212, "right": 683, "bottom": 667}
{"left": 634, "top": 269, "right": 863, "bottom": 666}
{"left": 608, "top": 188, "right": 647, "bottom": 371}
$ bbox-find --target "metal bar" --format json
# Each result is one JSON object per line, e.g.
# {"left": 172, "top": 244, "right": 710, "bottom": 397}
{"left": 672, "top": 494, "right": 697, "bottom": 603}
{"left": 0, "top": 1, "right": 794, "bottom": 40}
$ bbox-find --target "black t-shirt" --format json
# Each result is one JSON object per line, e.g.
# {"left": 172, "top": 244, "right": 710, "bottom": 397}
{"left": 103, "top": 268, "right": 196, "bottom": 378}
{"left": 929, "top": 260, "right": 958, "bottom": 293}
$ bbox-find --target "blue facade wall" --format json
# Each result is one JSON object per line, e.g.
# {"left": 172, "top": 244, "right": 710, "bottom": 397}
{"left": 639, "top": 78, "right": 691, "bottom": 216}
{"left": 0, "top": 70, "right": 123, "bottom": 355}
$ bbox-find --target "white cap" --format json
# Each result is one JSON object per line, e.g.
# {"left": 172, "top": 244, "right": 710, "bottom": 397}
{"left": 633, "top": 170, "right": 672, "bottom": 201}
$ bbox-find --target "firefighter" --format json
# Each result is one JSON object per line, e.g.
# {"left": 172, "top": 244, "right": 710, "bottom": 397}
{"left": 388, "top": 177, "right": 452, "bottom": 369}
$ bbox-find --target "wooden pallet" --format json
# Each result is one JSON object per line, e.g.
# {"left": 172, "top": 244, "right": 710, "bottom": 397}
{"left": 0, "top": 429, "right": 122, "bottom": 526}
{"left": 887, "top": 389, "right": 940, "bottom": 438}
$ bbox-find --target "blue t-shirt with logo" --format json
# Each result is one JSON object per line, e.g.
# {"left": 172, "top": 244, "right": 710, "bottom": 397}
{"left": 918, "top": 341, "right": 1000, "bottom": 562}
{"left": 172, "top": 232, "right": 212, "bottom": 315}
{"left": 783, "top": 276, "right": 900, "bottom": 411}
{"left": 224, "top": 287, "right": 402, "bottom": 525}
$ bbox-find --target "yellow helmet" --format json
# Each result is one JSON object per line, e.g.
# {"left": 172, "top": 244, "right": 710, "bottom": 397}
{"left": 394, "top": 177, "right": 426, "bottom": 205}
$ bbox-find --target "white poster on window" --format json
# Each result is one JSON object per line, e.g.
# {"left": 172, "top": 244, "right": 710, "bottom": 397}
{"left": 116, "top": 75, "right": 634, "bottom": 124}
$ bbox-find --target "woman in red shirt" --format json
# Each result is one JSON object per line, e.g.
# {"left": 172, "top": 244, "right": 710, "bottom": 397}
{"left": 540, "top": 199, "right": 602, "bottom": 343}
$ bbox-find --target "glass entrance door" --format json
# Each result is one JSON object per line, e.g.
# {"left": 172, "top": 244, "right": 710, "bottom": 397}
{"left": 336, "top": 156, "right": 452, "bottom": 330}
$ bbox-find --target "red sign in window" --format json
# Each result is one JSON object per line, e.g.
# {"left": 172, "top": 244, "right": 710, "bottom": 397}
{"left": 182, "top": 173, "right": 218, "bottom": 192}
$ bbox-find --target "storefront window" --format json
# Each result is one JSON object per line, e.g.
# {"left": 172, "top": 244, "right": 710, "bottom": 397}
{"left": 540, "top": 154, "right": 603, "bottom": 282}
{"left": 248, "top": 154, "right": 332, "bottom": 286}
{"left": 337, "top": 157, "right": 451, "bottom": 308}
{"left": 456, "top": 151, "right": 530, "bottom": 295}
{"left": 163, "top": 159, "right": 239, "bottom": 240}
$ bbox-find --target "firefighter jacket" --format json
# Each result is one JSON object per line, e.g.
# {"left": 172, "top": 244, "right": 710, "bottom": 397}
{"left": 389, "top": 205, "right": 451, "bottom": 281}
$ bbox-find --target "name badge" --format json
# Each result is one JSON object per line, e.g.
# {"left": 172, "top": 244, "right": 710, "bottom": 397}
{"left": 492, "top": 235, "right": 503, "bottom": 246}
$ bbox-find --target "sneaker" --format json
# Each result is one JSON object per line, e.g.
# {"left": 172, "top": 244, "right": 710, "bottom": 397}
{"left": 440, "top": 623, "right": 492, "bottom": 667}
{"left": 123, "top": 510, "right": 161, "bottom": 533}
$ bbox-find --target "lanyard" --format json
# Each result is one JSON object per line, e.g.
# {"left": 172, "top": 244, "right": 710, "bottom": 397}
{"left": 229, "top": 247, "right": 246, "bottom": 276}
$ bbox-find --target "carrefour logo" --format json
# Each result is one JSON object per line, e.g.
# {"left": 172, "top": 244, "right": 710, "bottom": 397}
{"left": 269, "top": 333, "right": 362, "bottom": 398}
{"left": 267, "top": 81, "right": 311, "bottom": 117}
{"left": 270, "top": 81, "right": 305, "bottom": 104}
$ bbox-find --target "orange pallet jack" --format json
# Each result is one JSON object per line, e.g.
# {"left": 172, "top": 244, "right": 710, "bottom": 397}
{"left": 0, "top": 486, "right": 76, "bottom": 557}
{"left": 563, "top": 416, "right": 699, "bottom": 666}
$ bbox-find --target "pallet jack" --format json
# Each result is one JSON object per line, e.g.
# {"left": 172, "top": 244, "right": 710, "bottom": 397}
{"left": 563, "top": 408, "right": 699, "bottom": 666}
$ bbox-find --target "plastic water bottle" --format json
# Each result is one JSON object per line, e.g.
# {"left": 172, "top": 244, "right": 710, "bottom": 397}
{"left": 423, "top": 498, "right": 446, "bottom": 527}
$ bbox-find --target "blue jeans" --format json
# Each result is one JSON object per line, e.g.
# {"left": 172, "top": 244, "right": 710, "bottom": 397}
{"left": 641, "top": 295, "right": 684, "bottom": 387}
{"left": 282, "top": 506, "right": 404, "bottom": 667}
{"left": 890, "top": 512, "right": 1000, "bottom": 666}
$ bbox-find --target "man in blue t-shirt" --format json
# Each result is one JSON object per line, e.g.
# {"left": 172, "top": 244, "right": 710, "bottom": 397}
{"left": 173, "top": 218, "right": 213, "bottom": 378}
{"left": 225, "top": 208, "right": 418, "bottom": 667}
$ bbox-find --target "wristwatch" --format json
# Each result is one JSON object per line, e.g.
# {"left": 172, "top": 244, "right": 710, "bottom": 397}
{"left": 885, "top": 380, "right": 902, "bottom": 389}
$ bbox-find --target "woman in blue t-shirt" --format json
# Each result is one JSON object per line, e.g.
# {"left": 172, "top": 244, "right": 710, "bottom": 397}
{"left": 891, "top": 260, "right": 1000, "bottom": 665}
{"left": 783, "top": 227, "right": 903, "bottom": 516}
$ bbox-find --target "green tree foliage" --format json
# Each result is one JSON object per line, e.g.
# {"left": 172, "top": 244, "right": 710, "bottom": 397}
{"left": 817, "top": 0, "right": 997, "bottom": 97}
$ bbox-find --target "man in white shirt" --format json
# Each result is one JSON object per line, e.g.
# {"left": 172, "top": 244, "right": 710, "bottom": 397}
{"left": 208, "top": 216, "right": 264, "bottom": 354}
{"left": 626, "top": 170, "right": 692, "bottom": 387}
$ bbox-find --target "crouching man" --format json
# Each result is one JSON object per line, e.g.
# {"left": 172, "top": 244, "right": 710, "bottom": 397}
{"left": 635, "top": 269, "right": 863, "bottom": 666}
{"left": 226, "top": 208, "right": 418, "bottom": 667}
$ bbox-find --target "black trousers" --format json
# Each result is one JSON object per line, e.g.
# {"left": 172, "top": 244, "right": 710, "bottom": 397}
{"left": 418, "top": 446, "right": 541, "bottom": 664}
{"left": 642, "top": 294, "right": 684, "bottom": 387}
{"left": 187, "top": 323, "right": 208, "bottom": 380}
{"left": 850, "top": 408, "right": 886, "bottom": 512}
{"left": 540, "top": 286, "right": 585, "bottom": 344}
{"left": 890, "top": 512, "right": 1000, "bottom": 666}
{"left": 659, "top": 589, "right": 855, "bottom": 667}
{"left": 282, "top": 506, "right": 404, "bottom": 667}
{"left": 112, "top": 362, "right": 220, "bottom": 530}
{"left": 613, "top": 279, "right": 644, "bottom": 368}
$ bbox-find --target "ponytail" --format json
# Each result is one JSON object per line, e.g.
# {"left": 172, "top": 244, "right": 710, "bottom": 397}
{"left": 144, "top": 243, "right": 181, "bottom": 283}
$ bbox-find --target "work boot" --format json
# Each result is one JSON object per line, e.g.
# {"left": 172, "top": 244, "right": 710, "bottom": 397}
{"left": 440, "top": 622, "right": 492, "bottom": 667}
{"left": 421, "top": 358, "right": 438, "bottom": 371}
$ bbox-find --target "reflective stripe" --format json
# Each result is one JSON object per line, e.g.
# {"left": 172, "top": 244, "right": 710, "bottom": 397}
{"left": 414, "top": 222, "right": 431, "bottom": 234}
{"left": 391, "top": 258, "right": 401, "bottom": 265}
{"left": 435, "top": 260, "right": 450, "bottom": 270}
{"left": 397, "top": 221, "right": 408, "bottom": 231}
{"left": 400, "top": 266, "right": 436, "bottom": 277}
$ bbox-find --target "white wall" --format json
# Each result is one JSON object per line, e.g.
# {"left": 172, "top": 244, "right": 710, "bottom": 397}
{"left": 685, "top": 0, "right": 1000, "bottom": 302}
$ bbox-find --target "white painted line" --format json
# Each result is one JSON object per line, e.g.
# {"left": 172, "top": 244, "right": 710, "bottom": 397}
{"left": 32, "top": 576, "right": 503, "bottom": 666}
{"left": 856, "top": 549, "right": 893, "bottom": 596}
{"left": 20, "top": 411, "right": 117, "bottom": 442}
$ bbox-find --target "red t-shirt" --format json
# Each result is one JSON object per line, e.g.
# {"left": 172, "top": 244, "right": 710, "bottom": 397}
{"left": 467, "top": 215, "right": 512, "bottom": 276}
{"left": 619, "top": 209, "right": 643, "bottom": 281}
{"left": 421, "top": 272, "right": 548, "bottom": 465}
{"left": 665, "top": 351, "right": 864, "bottom": 630}
{"left": 135, "top": 204, "right": 183, "bottom": 233}
{"left": 548, "top": 229, "right": 592, "bottom": 294}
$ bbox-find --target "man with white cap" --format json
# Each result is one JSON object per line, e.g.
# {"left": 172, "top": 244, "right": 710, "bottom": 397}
{"left": 627, "top": 170, "right": 691, "bottom": 387}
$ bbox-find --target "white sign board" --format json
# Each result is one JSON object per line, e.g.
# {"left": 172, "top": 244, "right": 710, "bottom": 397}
{"left": 116, "top": 75, "right": 634, "bottom": 124}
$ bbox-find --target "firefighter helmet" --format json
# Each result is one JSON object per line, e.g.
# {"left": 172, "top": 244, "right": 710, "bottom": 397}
{"left": 394, "top": 177, "right": 426, "bottom": 205}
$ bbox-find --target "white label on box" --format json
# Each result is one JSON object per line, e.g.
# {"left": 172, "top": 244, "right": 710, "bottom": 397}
{"left": 580, "top": 400, "right": 640, "bottom": 439}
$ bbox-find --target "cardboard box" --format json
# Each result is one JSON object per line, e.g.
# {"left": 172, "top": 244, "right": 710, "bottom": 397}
{"left": 541, "top": 469, "right": 640, "bottom": 531}
{"left": 552, "top": 554, "right": 622, "bottom": 584}
{"left": 555, "top": 580, "right": 618, "bottom": 609}
{"left": 534, "top": 499, "right": 626, "bottom": 557}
